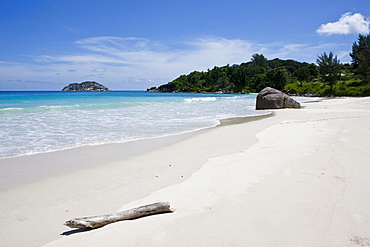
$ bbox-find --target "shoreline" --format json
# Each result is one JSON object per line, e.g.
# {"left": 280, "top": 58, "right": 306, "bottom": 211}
{"left": 1, "top": 97, "right": 370, "bottom": 246}
{"left": 0, "top": 91, "right": 260, "bottom": 162}
{"left": 0, "top": 111, "right": 272, "bottom": 192}
{"left": 0, "top": 112, "right": 271, "bottom": 162}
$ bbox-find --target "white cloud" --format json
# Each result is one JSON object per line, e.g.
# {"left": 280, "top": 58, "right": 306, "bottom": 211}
{"left": 0, "top": 36, "right": 353, "bottom": 90}
{"left": 316, "top": 12, "right": 370, "bottom": 35}
{"left": 92, "top": 68, "right": 106, "bottom": 72}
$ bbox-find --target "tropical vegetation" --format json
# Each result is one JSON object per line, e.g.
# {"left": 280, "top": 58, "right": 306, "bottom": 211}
{"left": 150, "top": 34, "right": 370, "bottom": 97}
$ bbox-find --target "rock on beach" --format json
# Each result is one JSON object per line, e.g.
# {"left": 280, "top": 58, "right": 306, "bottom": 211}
{"left": 256, "top": 87, "right": 300, "bottom": 110}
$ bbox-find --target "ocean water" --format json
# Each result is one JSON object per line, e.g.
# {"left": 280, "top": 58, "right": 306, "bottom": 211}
{"left": 0, "top": 91, "right": 315, "bottom": 159}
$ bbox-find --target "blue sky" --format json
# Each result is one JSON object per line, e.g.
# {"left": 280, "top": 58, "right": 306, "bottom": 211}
{"left": 0, "top": 0, "right": 369, "bottom": 90}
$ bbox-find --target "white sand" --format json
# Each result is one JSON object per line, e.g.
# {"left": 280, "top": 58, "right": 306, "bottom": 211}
{"left": 1, "top": 97, "right": 370, "bottom": 247}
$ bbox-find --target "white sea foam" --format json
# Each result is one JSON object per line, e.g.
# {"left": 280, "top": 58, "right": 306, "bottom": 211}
{"left": 184, "top": 97, "right": 217, "bottom": 102}
{"left": 0, "top": 107, "right": 23, "bottom": 111}
{"left": 39, "top": 105, "right": 76, "bottom": 109}
{"left": 0, "top": 92, "right": 274, "bottom": 159}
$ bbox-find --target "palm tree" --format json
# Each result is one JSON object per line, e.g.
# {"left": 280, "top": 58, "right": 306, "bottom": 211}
{"left": 316, "top": 52, "right": 341, "bottom": 96}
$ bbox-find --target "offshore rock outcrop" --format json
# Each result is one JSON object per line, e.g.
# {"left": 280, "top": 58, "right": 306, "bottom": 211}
{"left": 146, "top": 84, "right": 177, "bottom": 93}
{"left": 62, "top": 81, "right": 110, "bottom": 91}
{"left": 256, "top": 87, "right": 300, "bottom": 110}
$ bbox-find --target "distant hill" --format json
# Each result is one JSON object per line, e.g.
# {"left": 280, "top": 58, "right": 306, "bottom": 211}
{"left": 146, "top": 55, "right": 313, "bottom": 94}
{"left": 62, "top": 81, "right": 110, "bottom": 91}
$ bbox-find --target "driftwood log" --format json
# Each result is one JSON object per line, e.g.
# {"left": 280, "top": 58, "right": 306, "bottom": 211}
{"left": 64, "top": 201, "right": 172, "bottom": 229}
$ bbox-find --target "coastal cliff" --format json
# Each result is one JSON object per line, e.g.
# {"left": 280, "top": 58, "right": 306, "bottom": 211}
{"left": 62, "top": 81, "right": 110, "bottom": 91}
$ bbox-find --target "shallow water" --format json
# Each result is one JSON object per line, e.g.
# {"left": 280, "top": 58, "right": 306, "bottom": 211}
{"left": 0, "top": 91, "right": 268, "bottom": 158}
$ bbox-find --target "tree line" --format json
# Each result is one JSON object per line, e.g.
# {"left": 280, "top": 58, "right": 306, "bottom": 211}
{"left": 151, "top": 34, "right": 370, "bottom": 96}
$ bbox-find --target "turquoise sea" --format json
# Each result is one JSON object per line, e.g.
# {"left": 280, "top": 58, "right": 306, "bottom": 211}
{"left": 0, "top": 91, "right": 314, "bottom": 159}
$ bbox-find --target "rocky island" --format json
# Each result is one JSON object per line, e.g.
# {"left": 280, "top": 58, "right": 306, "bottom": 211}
{"left": 62, "top": 81, "right": 110, "bottom": 91}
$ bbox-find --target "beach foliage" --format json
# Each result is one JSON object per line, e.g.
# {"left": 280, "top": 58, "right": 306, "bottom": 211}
{"left": 350, "top": 33, "right": 370, "bottom": 83}
{"left": 316, "top": 52, "right": 341, "bottom": 96}
{"left": 166, "top": 56, "right": 307, "bottom": 93}
{"left": 284, "top": 79, "right": 370, "bottom": 97}
{"left": 152, "top": 35, "right": 370, "bottom": 96}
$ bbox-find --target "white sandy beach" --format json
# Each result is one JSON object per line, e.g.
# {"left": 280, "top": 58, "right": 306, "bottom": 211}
{"left": 1, "top": 97, "right": 370, "bottom": 247}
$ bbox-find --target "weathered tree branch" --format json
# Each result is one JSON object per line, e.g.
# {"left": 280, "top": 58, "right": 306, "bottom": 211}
{"left": 64, "top": 201, "right": 172, "bottom": 229}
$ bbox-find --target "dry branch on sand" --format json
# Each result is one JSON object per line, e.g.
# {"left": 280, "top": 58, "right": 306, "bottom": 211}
{"left": 64, "top": 202, "right": 172, "bottom": 229}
